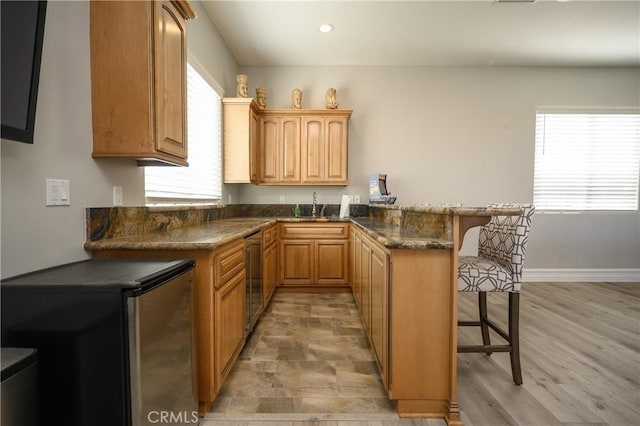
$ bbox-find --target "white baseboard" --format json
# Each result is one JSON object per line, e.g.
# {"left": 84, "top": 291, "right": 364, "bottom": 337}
{"left": 523, "top": 268, "right": 640, "bottom": 283}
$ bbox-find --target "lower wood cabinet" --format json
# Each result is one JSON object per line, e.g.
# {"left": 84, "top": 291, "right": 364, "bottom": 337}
{"left": 369, "top": 242, "right": 389, "bottom": 388}
{"left": 214, "top": 268, "right": 246, "bottom": 390}
{"left": 316, "top": 240, "right": 349, "bottom": 284}
{"left": 280, "top": 239, "right": 314, "bottom": 284}
{"left": 263, "top": 224, "right": 278, "bottom": 306}
{"left": 280, "top": 223, "right": 349, "bottom": 286}
{"left": 351, "top": 227, "right": 389, "bottom": 388}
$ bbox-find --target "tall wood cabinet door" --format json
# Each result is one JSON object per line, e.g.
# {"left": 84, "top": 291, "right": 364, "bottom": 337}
{"left": 316, "top": 240, "right": 348, "bottom": 284}
{"left": 353, "top": 231, "right": 362, "bottom": 308}
{"left": 349, "top": 228, "right": 356, "bottom": 292}
{"left": 361, "top": 238, "right": 372, "bottom": 330}
{"left": 325, "top": 117, "right": 348, "bottom": 183}
{"left": 154, "top": 1, "right": 188, "bottom": 159}
{"left": 250, "top": 108, "right": 260, "bottom": 183}
{"left": 301, "top": 117, "right": 325, "bottom": 182}
{"left": 262, "top": 242, "right": 278, "bottom": 306}
{"left": 281, "top": 117, "right": 301, "bottom": 182}
{"left": 214, "top": 270, "right": 246, "bottom": 390}
{"left": 261, "top": 117, "right": 280, "bottom": 183}
{"left": 280, "top": 240, "right": 313, "bottom": 284}
{"left": 370, "top": 244, "right": 389, "bottom": 388}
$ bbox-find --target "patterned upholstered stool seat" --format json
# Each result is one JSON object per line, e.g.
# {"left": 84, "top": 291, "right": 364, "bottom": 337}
{"left": 458, "top": 256, "right": 514, "bottom": 292}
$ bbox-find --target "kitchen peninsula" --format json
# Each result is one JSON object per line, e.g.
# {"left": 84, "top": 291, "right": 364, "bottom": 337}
{"left": 85, "top": 204, "right": 521, "bottom": 425}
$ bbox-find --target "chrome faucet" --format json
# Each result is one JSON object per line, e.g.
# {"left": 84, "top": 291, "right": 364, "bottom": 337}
{"left": 320, "top": 204, "right": 327, "bottom": 217}
{"left": 312, "top": 192, "right": 317, "bottom": 217}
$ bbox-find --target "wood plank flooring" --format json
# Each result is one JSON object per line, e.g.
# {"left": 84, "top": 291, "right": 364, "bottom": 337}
{"left": 202, "top": 282, "right": 639, "bottom": 426}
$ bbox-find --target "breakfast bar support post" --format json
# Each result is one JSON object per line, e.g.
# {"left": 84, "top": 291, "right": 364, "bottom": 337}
{"left": 389, "top": 244, "right": 462, "bottom": 425}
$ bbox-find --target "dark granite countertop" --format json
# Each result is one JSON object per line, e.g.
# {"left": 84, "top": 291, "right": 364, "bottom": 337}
{"left": 84, "top": 205, "right": 520, "bottom": 252}
{"left": 351, "top": 218, "right": 453, "bottom": 249}
{"left": 84, "top": 216, "right": 453, "bottom": 252}
{"left": 371, "top": 204, "right": 523, "bottom": 216}
{"left": 84, "top": 218, "right": 276, "bottom": 251}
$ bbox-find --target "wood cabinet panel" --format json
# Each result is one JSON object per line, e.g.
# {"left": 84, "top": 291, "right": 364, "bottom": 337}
{"left": 250, "top": 109, "right": 260, "bottom": 182}
{"left": 353, "top": 231, "right": 362, "bottom": 307}
{"left": 258, "top": 110, "right": 351, "bottom": 185}
{"left": 281, "top": 117, "right": 301, "bottom": 182}
{"left": 301, "top": 117, "right": 324, "bottom": 182}
{"left": 155, "top": 1, "right": 188, "bottom": 158}
{"left": 325, "top": 117, "right": 348, "bottom": 183}
{"left": 261, "top": 117, "right": 280, "bottom": 183}
{"left": 214, "top": 270, "right": 246, "bottom": 391}
{"left": 214, "top": 240, "right": 245, "bottom": 289}
{"left": 361, "top": 238, "right": 372, "bottom": 329}
{"left": 223, "top": 98, "right": 260, "bottom": 183}
{"left": 280, "top": 223, "right": 349, "bottom": 286}
{"left": 280, "top": 223, "right": 349, "bottom": 239}
{"left": 316, "top": 240, "right": 348, "bottom": 285}
{"left": 280, "top": 240, "right": 314, "bottom": 284}
{"left": 89, "top": 0, "right": 194, "bottom": 166}
{"left": 300, "top": 115, "right": 348, "bottom": 184}
{"left": 370, "top": 243, "right": 389, "bottom": 388}
{"left": 350, "top": 228, "right": 389, "bottom": 388}
{"left": 263, "top": 242, "right": 278, "bottom": 306}
{"left": 262, "top": 224, "right": 279, "bottom": 306}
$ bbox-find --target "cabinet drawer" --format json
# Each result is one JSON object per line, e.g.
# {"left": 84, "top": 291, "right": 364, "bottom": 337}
{"left": 280, "top": 223, "right": 349, "bottom": 239}
{"left": 215, "top": 241, "right": 245, "bottom": 289}
{"left": 263, "top": 225, "right": 278, "bottom": 248}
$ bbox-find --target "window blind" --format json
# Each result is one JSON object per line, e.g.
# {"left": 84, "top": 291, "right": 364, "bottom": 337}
{"left": 533, "top": 112, "right": 640, "bottom": 211}
{"left": 145, "top": 63, "right": 222, "bottom": 204}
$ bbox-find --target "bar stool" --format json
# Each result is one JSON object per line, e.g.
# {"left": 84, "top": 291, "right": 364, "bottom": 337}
{"left": 457, "top": 203, "right": 535, "bottom": 385}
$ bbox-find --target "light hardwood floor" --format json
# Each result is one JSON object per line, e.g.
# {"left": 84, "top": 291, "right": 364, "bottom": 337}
{"left": 202, "top": 282, "right": 640, "bottom": 426}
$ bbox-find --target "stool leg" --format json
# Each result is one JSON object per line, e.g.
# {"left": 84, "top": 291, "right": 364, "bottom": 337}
{"left": 509, "top": 292, "right": 523, "bottom": 385}
{"left": 479, "top": 292, "right": 491, "bottom": 354}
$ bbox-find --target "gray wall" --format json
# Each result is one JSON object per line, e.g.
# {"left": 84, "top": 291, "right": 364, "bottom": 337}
{"left": 236, "top": 66, "right": 640, "bottom": 268}
{"left": 0, "top": 1, "right": 239, "bottom": 278}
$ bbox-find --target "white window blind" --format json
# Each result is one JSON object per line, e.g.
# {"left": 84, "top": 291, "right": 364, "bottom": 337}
{"left": 533, "top": 112, "right": 640, "bottom": 211}
{"left": 145, "top": 63, "right": 222, "bottom": 204}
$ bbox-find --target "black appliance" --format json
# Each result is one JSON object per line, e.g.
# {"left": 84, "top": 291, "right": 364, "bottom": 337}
{"left": 1, "top": 0, "right": 47, "bottom": 144}
{"left": 1, "top": 259, "right": 197, "bottom": 426}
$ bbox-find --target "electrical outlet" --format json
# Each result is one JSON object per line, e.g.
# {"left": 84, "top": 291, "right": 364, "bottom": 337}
{"left": 348, "top": 195, "right": 354, "bottom": 203}
{"left": 113, "top": 186, "right": 123, "bottom": 206}
{"left": 354, "top": 195, "right": 360, "bottom": 204}
{"left": 279, "top": 195, "right": 285, "bottom": 204}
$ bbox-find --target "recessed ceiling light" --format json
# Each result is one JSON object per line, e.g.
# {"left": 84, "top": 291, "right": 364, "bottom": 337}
{"left": 318, "top": 23, "right": 334, "bottom": 33}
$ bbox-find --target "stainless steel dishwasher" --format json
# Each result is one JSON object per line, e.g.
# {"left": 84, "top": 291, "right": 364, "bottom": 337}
{"left": 245, "top": 231, "right": 263, "bottom": 335}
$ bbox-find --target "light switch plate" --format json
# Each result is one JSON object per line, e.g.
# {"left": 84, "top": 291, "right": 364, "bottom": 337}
{"left": 113, "top": 186, "right": 123, "bottom": 206}
{"left": 46, "top": 179, "right": 70, "bottom": 206}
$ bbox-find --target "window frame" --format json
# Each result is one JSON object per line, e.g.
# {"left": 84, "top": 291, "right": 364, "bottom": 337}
{"left": 532, "top": 107, "right": 640, "bottom": 214}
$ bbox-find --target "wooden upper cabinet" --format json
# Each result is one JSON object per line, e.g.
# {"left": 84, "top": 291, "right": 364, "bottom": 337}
{"left": 260, "top": 115, "right": 301, "bottom": 184}
{"left": 301, "top": 115, "right": 349, "bottom": 184}
{"left": 223, "top": 98, "right": 260, "bottom": 183}
{"left": 301, "top": 117, "right": 324, "bottom": 183}
{"left": 281, "top": 117, "right": 301, "bottom": 182}
{"left": 257, "top": 110, "right": 351, "bottom": 185}
{"left": 260, "top": 117, "right": 280, "bottom": 183}
{"left": 90, "top": 1, "right": 195, "bottom": 166}
{"left": 325, "top": 116, "right": 348, "bottom": 183}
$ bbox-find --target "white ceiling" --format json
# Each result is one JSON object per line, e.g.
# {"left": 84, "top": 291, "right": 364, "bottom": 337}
{"left": 200, "top": 0, "right": 640, "bottom": 67}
